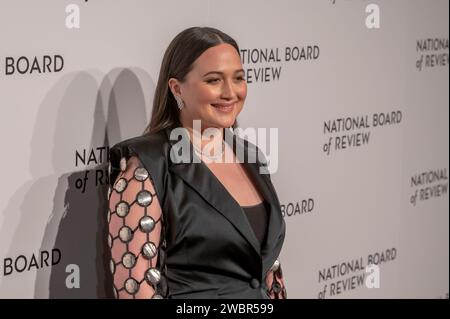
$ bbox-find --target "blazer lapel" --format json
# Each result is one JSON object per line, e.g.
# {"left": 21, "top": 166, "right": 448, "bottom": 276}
{"left": 230, "top": 129, "right": 285, "bottom": 275}
{"left": 164, "top": 127, "right": 283, "bottom": 265}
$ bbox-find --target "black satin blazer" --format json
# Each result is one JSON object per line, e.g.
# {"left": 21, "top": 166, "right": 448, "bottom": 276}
{"left": 109, "top": 127, "right": 286, "bottom": 299}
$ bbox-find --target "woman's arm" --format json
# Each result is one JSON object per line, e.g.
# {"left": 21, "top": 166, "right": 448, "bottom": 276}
{"left": 108, "top": 155, "right": 168, "bottom": 299}
{"left": 265, "top": 260, "right": 287, "bottom": 299}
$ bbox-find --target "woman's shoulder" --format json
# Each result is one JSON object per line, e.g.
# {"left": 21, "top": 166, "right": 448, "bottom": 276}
{"left": 112, "top": 130, "right": 168, "bottom": 152}
{"left": 110, "top": 130, "right": 170, "bottom": 161}
{"left": 109, "top": 129, "right": 171, "bottom": 189}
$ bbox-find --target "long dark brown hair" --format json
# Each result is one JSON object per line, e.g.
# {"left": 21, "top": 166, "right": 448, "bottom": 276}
{"left": 143, "top": 26, "right": 240, "bottom": 135}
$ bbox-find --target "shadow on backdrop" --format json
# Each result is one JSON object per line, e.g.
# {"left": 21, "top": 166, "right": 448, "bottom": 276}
{"left": 0, "top": 68, "right": 154, "bottom": 298}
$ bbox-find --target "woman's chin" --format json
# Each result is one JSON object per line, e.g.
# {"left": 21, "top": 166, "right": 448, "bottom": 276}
{"left": 213, "top": 117, "right": 236, "bottom": 129}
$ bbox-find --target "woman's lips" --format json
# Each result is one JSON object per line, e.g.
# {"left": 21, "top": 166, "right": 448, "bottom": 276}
{"left": 211, "top": 102, "right": 236, "bottom": 113}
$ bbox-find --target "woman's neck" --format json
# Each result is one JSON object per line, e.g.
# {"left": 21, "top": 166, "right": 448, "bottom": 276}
{"left": 183, "top": 123, "right": 224, "bottom": 150}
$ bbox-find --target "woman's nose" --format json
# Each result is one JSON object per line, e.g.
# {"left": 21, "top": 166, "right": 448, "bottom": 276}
{"left": 220, "top": 80, "right": 237, "bottom": 99}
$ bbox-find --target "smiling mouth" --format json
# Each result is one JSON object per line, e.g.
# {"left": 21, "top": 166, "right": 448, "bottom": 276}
{"left": 210, "top": 103, "right": 235, "bottom": 113}
{"left": 211, "top": 102, "right": 237, "bottom": 109}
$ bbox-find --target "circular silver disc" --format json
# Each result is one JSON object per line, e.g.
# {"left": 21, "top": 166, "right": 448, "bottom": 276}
{"left": 139, "top": 216, "right": 156, "bottom": 233}
{"left": 119, "top": 226, "right": 133, "bottom": 243}
{"left": 108, "top": 234, "right": 113, "bottom": 248}
{"left": 110, "top": 259, "right": 115, "bottom": 274}
{"left": 122, "top": 252, "right": 136, "bottom": 269}
{"left": 124, "top": 278, "right": 139, "bottom": 294}
{"left": 107, "top": 187, "right": 111, "bottom": 199}
{"left": 145, "top": 268, "right": 161, "bottom": 285}
{"left": 116, "top": 201, "right": 130, "bottom": 217}
{"left": 272, "top": 282, "right": 282, "bottom": 294}
{"left": 113, "top": 287, "right": 118, "bottom": 299}
{"left": 142, "top": 242, "right": 157, "bottom": 259}
{"left": 152, "top": 294, "right": 163, "bottom": 299}
{"left": 120, "top": 157, "right": 127, "bottom": 172}
{"left": 134, "top": 167, "right": 149, "bottom": 181}
{"left": 114, "top": 178, "right": 127, "bottom": 193}
{"left": 270, "top": 259, "right": 280, "bottom": 272}
{"left": 136, "top": 190, "right": 153, "bottom": 207}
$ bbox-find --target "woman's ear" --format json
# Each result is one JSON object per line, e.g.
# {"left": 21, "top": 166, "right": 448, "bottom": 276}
{"left": 168, "top": 78, "right": 182, "bottom": 97}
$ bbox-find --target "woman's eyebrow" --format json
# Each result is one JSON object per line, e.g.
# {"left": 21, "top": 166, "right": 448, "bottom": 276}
{"left": 203, "top": 69, "right": 245, "bottom": 76}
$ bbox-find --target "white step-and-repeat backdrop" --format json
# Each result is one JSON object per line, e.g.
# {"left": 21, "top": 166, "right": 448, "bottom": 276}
{"left": 0, "top": 0, "right": 448, "bottom": 298}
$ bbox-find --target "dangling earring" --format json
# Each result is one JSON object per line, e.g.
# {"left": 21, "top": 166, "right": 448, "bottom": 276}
{"left": 174, "top": 95, "right": 184, "bottom": 110}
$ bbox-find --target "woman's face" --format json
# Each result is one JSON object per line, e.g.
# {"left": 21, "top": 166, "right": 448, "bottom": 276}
{"left": 171, "top": 43, "right": 247, "bottom": 131}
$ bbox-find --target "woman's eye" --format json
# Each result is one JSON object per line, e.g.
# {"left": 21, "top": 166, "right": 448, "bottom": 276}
{"left": 206, "top": 77, "right": 245, "bottom": 84}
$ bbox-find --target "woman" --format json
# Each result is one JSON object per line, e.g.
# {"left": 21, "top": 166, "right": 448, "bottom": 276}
{"left": 107, "top": 27, "right": 287, "bottom": 299}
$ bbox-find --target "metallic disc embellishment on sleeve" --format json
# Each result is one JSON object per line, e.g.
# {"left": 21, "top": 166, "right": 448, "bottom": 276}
{"left": 124, "top": 278, "right": 139, "bottom": 294}
{"left": 270, "top": 259, "right": 280, "bottom": 272}
{"left": 108, "top": 233, "right": 113, "bottom": 248}
{"left": 141, "top": 242, "right": 157, "bottom": 259}
{"left": 134, "top": 167, "right": 149, "bottom": 181}
{"left": 114, "top": 178, "right": 128, "bottom": 193}
{"left": 136, "top": 190, "right": 153, "bottom": 207}
{"left": 145, "top": 268, "right": 161, "bottom": 286}
{"left": 139, "top": 216, "right": 156, "bottom": 233}
{"left": 120, "top": 157, "right": 127, "bottom": 172}
{"left": 122, "top": 252, "right": 137, "bottom": 269}
{"left": 115, "top": 201, "right": 130, "bottom": 217}
{"left": 119, "top": 226, "right": 133, "bottom": 243}
{"left": 113, "top": 287, "right": 118, "bottom": 299}
{"left": 107, "top": 187, "right": 111, "bottom": 199}
{"left": 152, "top": 294, "right": 163, "bottom": 299}
{"left": 272, "top": 282, "right": 282, "bottom": 294}
{"left": 110, "top": 259, "right": 115, "bottom": 274}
